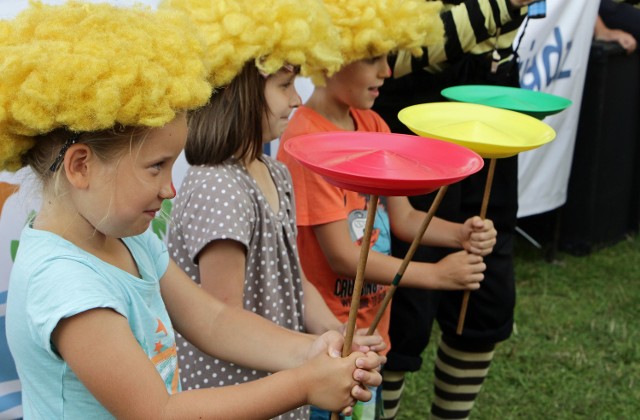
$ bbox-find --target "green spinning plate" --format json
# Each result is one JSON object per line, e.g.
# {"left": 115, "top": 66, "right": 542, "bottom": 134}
{"left": 441, "top": 84, "right": 572, "bottom": 120}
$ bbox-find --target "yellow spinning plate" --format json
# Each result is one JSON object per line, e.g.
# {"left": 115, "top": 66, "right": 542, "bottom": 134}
{"left": 398, "top": 102, "right": 556, "bottom": 158}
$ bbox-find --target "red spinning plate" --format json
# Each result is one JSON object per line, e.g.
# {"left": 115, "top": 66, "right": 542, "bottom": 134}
{"left": 283, "top": 131, "right": 484, "bottom": 196}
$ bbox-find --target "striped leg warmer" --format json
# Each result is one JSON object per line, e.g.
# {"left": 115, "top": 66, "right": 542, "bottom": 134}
{"left": 430, "top": 337, "right": 495, "bottom": 420}
{"left": 381, "top": 370, "right": 406, "bottom": 420}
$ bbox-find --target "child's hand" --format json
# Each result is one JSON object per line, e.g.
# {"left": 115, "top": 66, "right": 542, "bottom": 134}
{"left": 337, "top": 324, "right": 387, "bottom": 356}
{"left": 306, "top": 329, "right": 385, "bottom": 366}
{"left": 352, "top": 327, "right": 387, "bottom": 356}
{"left": 300, "top": 350, "right": 382, "bottom": 415}
{"left": 306, "top": 330, "right": 344, "bottom": 360}
{"left": 350, "top": 350, "right": 383, "bottom": 392}
{"left": 432, "top": 250, "right": 485, "bottom": 290}
{"left": 459, "top": 216, "right": 497, "bottom": 256}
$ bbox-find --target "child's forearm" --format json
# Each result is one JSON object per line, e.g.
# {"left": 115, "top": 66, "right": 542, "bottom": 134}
{"left": 387, "top": 197, "right": 464, "bottom": 249}
{"left": 312, "top": 218, "right": 480, "bottom": 291}
{"left": 302, "top": 275, "right": 343, "bottom": 334}
{"left": 164, "top": 261, "right": 314, "bottom": 372}
{"left": 327, "top": 246, "right": 481, "bottom": 291}
{"left": 158, "top": 368, "right": 310, "bottom": 419}
{"left": 196, "top": 303, "right": 315, "bottom": 372}
{"left": 330, "top": 245, "right": 436, "bottom": 289}
{"left": 361, "top": 251, "right": 441, "bottom": 289}
{"left": 419, "top": 217, "right": 465, "bottom": 248}
{"left": 158, "top": 349, "right": 376, "bottom": 419}
{"left": 390, "top": 212, "right": 465, "bottom": 249}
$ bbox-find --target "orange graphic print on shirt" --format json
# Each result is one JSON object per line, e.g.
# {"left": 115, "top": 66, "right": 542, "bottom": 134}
{"left": 0, "top": 182, "right": 19, "bottom": 219}
{"left": 151, "top": 318, "right": 180, "bottom": 393}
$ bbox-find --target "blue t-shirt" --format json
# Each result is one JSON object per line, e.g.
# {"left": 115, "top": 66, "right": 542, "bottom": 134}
{"left": 6, "top": 226, "right": 173, "bottom": 419}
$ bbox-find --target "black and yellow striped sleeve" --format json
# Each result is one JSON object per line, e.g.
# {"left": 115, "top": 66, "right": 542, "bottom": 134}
{"left": 392, "top": 0, "right": 525, "bottom": 78}
{"left": 614, "top": 0, "right": 640, "bottom": 9}
{"left": 613, "top": 0, "right": 640, "bottom": 7}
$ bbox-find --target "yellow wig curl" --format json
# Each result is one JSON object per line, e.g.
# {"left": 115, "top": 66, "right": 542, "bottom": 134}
{"left": 160, "top": 0, "right": 343, "bottom": 87}
{"left": 323, "top": 0, "right": 444, "bottom": 66}
{"left": 0, "top": 1, "right": 212, "bottom": 172}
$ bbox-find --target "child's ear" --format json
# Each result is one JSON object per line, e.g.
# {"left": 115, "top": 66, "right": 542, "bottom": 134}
{"left": 63, "top": 145, "right": 92, "bottom": 189}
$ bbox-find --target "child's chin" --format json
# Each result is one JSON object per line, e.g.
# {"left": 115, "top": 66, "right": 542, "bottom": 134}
{"left": 126, "top": 223, "right": 151, "bottom": 238}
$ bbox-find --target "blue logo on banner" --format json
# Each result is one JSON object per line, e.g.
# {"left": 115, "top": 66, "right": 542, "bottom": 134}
{"left": 520, "top": 27, "right": 573, "bottom": 90}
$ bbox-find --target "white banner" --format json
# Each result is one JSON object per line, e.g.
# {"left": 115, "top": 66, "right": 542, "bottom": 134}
{"left": 516, "top": 0, "right": 600, "bottom": 217}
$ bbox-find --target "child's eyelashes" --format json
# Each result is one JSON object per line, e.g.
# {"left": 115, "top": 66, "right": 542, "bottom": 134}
{"left": 150, "top": 161, "right": 166, "bottom": 172}
{"left": 364, "top": 55, "right": 385, "bottom": 65}
{"left": 279, "top": 74, "right": 297, "bottom": 89}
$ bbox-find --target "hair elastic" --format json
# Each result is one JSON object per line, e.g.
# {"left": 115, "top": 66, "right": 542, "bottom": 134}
{"left": 49, "top": 133, "right": 81, "bottom": 173}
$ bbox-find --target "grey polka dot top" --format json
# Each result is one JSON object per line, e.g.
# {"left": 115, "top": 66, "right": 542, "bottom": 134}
{"left": 168, "top": 157, "right": 307, "bottom": 419}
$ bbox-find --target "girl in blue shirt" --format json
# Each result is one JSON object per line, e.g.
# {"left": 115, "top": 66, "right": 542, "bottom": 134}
{"left": 2, "top": 2, "right": 382, "bottom": 418}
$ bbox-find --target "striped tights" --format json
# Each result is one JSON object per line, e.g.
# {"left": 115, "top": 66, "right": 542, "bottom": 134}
{"left": 382, "top": 336, "right": 495, "bottom": 419}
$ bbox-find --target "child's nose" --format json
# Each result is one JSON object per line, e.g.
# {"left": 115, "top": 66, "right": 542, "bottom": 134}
{"left": 162, "top": 182, "right": 177, "bottom": 199}
{"left": 291, "top": 92, "right": 302, "bottom": 108}
{"left": 380, "top": 62, "right": 392, "bottom": 78}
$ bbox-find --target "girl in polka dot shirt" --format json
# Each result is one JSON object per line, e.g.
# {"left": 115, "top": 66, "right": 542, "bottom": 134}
{"left": 162, "top": 0, "right": 387, "bottom": 417}
{"left": 168, "top": 58, "right": 386, "bottom": 420}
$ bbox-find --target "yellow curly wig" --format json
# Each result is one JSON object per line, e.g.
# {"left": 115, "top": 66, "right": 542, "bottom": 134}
{"left": 323, "top": 0, "right": 444, "bottom": 66}
{"left": 160, "top": 0, "right": 343, "bottom": 87}
{"left": 0, "top": 1, "right": 212, "bottom": 172}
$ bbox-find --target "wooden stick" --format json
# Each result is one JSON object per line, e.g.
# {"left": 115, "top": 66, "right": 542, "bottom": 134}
{"left": 331, "top": 194, "right": 379, "bottom": 420}
{"left": 456, "top": 157, "right": 496, "bottom": 335}
{"left": 341, "top": 194, "right": 379, "bottom": 355}
{"left": 366, "top": 185, "right": 449, "bottom": 335}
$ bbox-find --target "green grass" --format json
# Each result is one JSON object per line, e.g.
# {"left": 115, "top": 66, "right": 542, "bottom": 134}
{"left": 398, "top": 233, "right": 640, "bottom": 419}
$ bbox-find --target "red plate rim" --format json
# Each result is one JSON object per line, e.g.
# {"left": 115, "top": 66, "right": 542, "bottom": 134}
{"left": 283, "top": 131, "right": 484, "bottom": 196}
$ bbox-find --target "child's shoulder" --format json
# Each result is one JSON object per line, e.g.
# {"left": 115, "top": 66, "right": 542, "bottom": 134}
{"left": 351, "top": 108, "right": 390, "bottom": 132}
{"left": 15, "top": 226, "right": 158, "bottom": 268}
{"left": 179, "top": 162, "right": 245, "bottom": 193}
{"left": 262, "top": 154, "right": 286, "bottom": 170}
{"left": 184, "top": 163, "right": 240, "bottom": 181}
{"left": 15, "top": 225, "right": 85, "bottom": 264}
{"left": 282, "top": 105, "right": 329, "bottom": 140}
{"left": 11, "top": 226, "right": 117, "bottom": 290}
{"left": 178, "top": 161, "right": 265, "bottom": 210}
{"left": 123, "top": 229, "right": 163, "bottom": 252}
{"left": 262, "top": 155, "right": 292, "bottom": 182}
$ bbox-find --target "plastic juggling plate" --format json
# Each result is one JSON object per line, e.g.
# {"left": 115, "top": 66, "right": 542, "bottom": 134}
{"left": 398, "top": 102, "right": 557, "bottom": 158}
{"left": 441, "top": 85, "right": 572, "bottom": 119}
{"left": 283, "top": 131, "right": 484, "bottom": 196}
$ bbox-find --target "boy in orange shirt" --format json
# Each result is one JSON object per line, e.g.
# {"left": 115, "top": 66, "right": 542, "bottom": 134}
{"left": 277, "top": 0, "right": 498, "bottom": 418}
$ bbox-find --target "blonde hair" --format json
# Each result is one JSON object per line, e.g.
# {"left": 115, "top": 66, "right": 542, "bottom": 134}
{"left": 0, "top": 1, "right": 212, "bottom": 172}
{"left": 160, "top": 0, "right": 343, "bottom": 86}
{"left": 322, "top": 0, "right": 444, "bottom": 66}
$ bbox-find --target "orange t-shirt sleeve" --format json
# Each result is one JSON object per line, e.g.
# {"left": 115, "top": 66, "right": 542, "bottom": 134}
{"left": 284, "top": 158, "right": 349, "bottom": 227}
{"left": 278, "top": 106, "right": 392, "bottom": 228}
{"left": 278, "top": 108, "right": 353, "bottom": 227}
